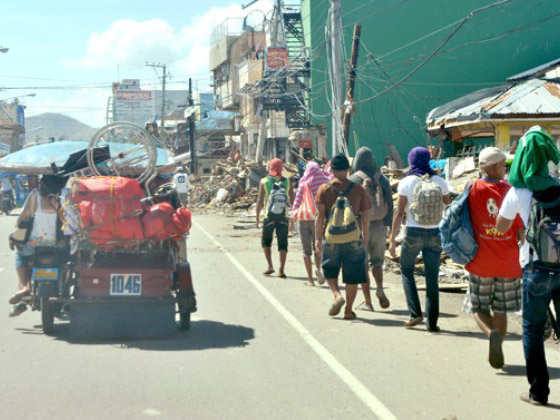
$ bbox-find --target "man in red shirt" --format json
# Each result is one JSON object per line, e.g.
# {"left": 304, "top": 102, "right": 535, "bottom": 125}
{"left": 466, "top": 147, "right": 523, "bottom": 369}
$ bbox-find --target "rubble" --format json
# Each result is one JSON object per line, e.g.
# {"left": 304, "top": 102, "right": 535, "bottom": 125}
{"left": 189, "top": 157, "right": 298, "bottom": 216}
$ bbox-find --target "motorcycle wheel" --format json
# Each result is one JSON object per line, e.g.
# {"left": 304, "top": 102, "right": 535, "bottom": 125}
{"left": 179, "top": 312, "right": 191, "bottom": 331}
{"left": 41, "top": 297, "right": 54, "bottom": 335}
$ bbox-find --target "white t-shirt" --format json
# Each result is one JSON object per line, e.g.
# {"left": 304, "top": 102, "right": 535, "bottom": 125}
{"left": 173, "top": 173, "right": 191, "bottom": 194}
{"left": 499, "top": 187, "right": 533, "bottom": 268}
{"left": 398, "top": 175, "right": 450, "bottom": 229}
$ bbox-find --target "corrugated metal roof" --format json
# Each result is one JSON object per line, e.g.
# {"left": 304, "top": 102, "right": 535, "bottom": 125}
{"left": 427, "top": 78, "right": 560, "bottom": 129}
{"left": 507, "top": 57, "right": 560, "bottom": 82}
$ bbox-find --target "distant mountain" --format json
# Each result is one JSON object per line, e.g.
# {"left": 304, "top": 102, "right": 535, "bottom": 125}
{"left": 25, "top": 113, "right": 98, "bottom": 143}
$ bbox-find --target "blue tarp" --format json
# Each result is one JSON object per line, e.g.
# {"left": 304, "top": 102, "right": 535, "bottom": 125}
{"left": 0, "top": 141, "right": 171, "bottom": 173}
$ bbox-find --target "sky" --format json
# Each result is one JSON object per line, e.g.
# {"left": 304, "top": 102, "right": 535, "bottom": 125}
{"left": 0, "top": 0, "right": 274, "bottom": 127}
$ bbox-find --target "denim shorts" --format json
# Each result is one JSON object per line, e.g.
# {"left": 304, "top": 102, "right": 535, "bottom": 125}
{"left": 15, "top": 245, "right": 34, "bottom": 269}
{"left": 322, "top": 240, "right": 367, "bottom": 284}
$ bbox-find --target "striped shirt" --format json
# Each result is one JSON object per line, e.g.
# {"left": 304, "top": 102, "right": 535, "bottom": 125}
{"left": 292, "top": 176, "right": 329, "bottom": 210}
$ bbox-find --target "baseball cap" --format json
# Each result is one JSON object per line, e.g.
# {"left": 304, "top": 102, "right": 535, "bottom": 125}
{"left": 479, "top": 147, "right": 506, "bottom": 167}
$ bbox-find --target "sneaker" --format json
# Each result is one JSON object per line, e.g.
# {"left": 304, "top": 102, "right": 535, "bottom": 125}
{"left": 520, "top": 392, "right": 546, "bottom": 406}
{"left": 9, "top": 303, "right": 27, "bottom": 318}
{"left": 316, "top": 269, "right": 325, "bottom": 285}
{"left": 489, "top": 330, "right": 504, "bottom": 369}
{"left": 404, "top": 317, "right": 423, "bottom": 328}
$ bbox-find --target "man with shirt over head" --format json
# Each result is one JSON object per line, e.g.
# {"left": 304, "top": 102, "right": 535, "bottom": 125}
{"left": 497, "top": 126, "right": 560, "bottom": 406}
{"left": 256, "top": 158, "right": 294, "bottom": 278}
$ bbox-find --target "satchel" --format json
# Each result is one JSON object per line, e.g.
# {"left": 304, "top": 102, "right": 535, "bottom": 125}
{"left": 10, "top": 217, "right": 34, "bottom": 246}
{"left": 292, "top": 182, "right": 318, "bottom": 221}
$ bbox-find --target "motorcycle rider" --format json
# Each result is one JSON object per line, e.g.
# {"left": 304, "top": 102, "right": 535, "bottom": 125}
{"left": 1, "top": 175, "right": 15, "bottom": 213}
{"left": 8, "top": 175, "right": 67, "bottom": 317}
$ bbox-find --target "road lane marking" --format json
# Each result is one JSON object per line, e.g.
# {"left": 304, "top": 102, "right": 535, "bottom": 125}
{"left": 194, "top": 221, "right": 397, "bottom": 420}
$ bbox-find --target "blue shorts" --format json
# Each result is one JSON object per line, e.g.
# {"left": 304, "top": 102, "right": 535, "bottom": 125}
{"left": 15, "top": 245, "right": 34, "bottom": 269}
{"left": 322, "top": 240, "right": 367, "bottom": 284}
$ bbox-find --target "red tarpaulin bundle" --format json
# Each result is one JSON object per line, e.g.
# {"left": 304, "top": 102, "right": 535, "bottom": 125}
{"left": 143, "top": 202, "right": 192, "bottom": 240}
{"left": 72, "top": 177, "right": 145, "bottom": 246}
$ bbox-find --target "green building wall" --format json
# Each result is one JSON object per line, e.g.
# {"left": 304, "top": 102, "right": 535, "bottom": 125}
{"left": 301, "top": 0, "right": 560, "bottom": 162}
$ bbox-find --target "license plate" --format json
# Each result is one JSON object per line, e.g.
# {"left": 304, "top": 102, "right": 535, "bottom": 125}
{"left": 32, "top": 268, "right": 59, "bottom": 282}
{"left": 110, "top": 274, "right": 142, "bottom": 296}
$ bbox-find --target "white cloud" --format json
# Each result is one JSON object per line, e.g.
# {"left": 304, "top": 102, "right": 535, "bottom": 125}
{"left": 66, "top": 1, "right": 274, "bottom": 78}
{"left": 55, "top": 1, "right": 274, "bottom": 127}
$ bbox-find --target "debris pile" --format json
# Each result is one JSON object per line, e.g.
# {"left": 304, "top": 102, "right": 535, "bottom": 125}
{"left": 189, "top": 158, "right": 298, "bottom": 215}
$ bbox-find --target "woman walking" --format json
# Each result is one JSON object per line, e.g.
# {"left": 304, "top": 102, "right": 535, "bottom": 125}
{"left": 291, "top": 161, "right": 330, "bottom": 286}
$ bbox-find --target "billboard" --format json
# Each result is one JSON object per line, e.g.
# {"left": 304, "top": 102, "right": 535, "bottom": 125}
{"left": 112, "top": 81, "right": 188, "bottom": 126}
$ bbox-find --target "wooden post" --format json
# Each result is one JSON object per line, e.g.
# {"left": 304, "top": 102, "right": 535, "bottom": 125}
{"left": 342, "top": 24, "right": 362, "bottom": 148}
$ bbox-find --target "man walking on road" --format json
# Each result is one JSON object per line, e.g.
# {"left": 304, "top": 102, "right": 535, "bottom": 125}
{"left": 389, "top": 147, "right": 451, "bottom": 332}
{"left": 465, "top": 147, "right": 523, "bottom": 369}
{"left": 497, "top": 127, "right": 560, "bottom": 406}
{"left": 315, "top": 154, "right": 371, "bottom": 319}
{"left": 349, "top": 147, "right": 392, "bottom": 311}
{"left": 256, "top": 158, "right": 293, "bottom": 278}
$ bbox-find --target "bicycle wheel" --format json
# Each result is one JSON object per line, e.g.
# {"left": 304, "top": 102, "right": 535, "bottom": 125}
{"left": 87, "top": 121, "right": 158, "bottom": 183}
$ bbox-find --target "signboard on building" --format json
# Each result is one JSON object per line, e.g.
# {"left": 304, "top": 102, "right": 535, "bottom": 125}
{"left": 17, "top": 105, "right": 25, "bottom": 129}
{"left": 265, "top": 48, "right": 289, "bottom": 70}
{"left": 116, "top": 91, "right": 152, "bottom": 101}
{"left": 298, "top": 140, "right": 313, "bottom": 149}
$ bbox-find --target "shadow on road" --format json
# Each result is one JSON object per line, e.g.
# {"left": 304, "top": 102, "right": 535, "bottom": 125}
{"left": 127, "top": 320, "right": 255, "bottom": 351}
{"left": 498, "top": 364, "right": 560, "bottom": 380}
{"left": 385, "top": 309, "right": 458, "bottom": 318}
{"left": 19, "top": 320, "right": 255, "bottom": 351}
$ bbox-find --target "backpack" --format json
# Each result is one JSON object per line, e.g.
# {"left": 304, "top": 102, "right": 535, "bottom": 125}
{"left": 526, "top": 196, "right": 560, "bottom": 267}
{"left": 354, "top": 171, "right": 388, "bottom": 222}
{"left": 409, "top": 175, "right": 443, "bottom": 225}
{"left": 325, "top": 182, "right": 361, "bottom": 244}
{"left": 439, "top": 182, "right": 478, "bottom": 265}
{"left": 266, "top": 177, "right": 289, "bottom": 218}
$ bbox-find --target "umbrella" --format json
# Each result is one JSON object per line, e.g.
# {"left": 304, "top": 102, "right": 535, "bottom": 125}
{"left": 0, "top": 141, "right": 172, "bottom": 174}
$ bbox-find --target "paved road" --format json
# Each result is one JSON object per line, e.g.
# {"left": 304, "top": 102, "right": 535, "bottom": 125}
{"left": 0, "top": 212, "right": 559, "bottom": 419}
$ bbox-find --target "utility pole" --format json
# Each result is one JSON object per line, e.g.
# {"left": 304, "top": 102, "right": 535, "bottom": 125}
{"left": 188, "top": 78, "right": 197, "bottom": 175}
{"left": 341, "top": 24, "right": 361, "bottom": 148}
{"left": 146, "top": 62, "right": 168, "bottom": 146}
{"left": 330, "top": 0, "right": 344, "bottom": 156}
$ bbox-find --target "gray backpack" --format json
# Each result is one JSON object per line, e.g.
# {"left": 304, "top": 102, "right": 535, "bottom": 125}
{"left": 409, "top": 175, "right": 443, "bottom": 225}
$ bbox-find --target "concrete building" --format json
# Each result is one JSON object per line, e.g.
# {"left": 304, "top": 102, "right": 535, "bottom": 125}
{"left": 0, "top": 101, "right": 25, "bottom": 156}
{"left": 301, "top": 0, "right": 560, "bottom": 161}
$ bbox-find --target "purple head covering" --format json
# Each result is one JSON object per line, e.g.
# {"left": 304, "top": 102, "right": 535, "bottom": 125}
{"left": 407, "top": 147, "right": 434, "bottom": 177}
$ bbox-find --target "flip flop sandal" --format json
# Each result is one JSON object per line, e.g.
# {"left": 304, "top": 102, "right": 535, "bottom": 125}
{"left": 304, "top": 282, "right": 315, "bottom": 287}
{"left": 344, "top": 311, "right": 357, "bottom": 320}
{"left": 376, "top": 291, "right": 390, "bottom": 309}
{"left": 328, "top": 297, "right": 345, "bottom": 316}
{"left": 263, "top": 269, "right": 275, "bottom": 276}
{"left": 9, "top": 290, "right": 31, "bottom": 305}
{"left": 278, "top": 273, "right": 287, "bottom": 279}
{"left": 357, "top": 301, "right": 374, "bottom": 312}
